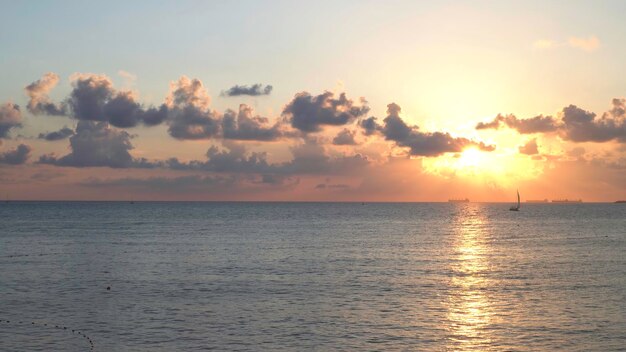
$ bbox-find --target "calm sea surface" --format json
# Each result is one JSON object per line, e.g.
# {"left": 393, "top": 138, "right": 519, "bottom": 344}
{"left": 0, "top": 202, "right": 625, "bottom": 351}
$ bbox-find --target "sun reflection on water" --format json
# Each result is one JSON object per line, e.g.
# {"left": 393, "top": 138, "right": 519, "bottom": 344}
{"left": 446, "top": 205, "right": 496, "bottom": 351}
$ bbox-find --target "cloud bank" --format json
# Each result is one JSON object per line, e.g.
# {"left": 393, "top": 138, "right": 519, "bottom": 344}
{"left": 476, "top": 99, "right": 626, "bottom": 143}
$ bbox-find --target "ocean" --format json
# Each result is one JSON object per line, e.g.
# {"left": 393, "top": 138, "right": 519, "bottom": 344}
{"left": 0, "top": 202, "right": 624, "bottom": 351}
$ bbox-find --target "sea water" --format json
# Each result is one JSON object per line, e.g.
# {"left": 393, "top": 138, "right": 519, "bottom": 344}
{"left": 1, "top": 202, "right": 625, "bottom": 351}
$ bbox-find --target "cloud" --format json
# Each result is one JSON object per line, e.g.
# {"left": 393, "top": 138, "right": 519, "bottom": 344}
{"left": 22, "top": 74, "right": 293, "bottom": 141}
{"left": 519, "top": 139, "right": 539, "bottom": 155}
{"left": 381, "top": 103, "right": 495, "bottom": 156}
{"left": 0, "top": 144, "right": 31, "bottom": 165}
{"left": 25, "top": 73, "right": 67, "bottom": 116}
{"left": 221, "top": 84, "right": 272, "bottom": 97}
{"left": 559, "top": 104, "right": 626, "bottom": 143}
{"left": 476, "top": 99, "right": 626, "bottom": 143}
{"left": 67, "top": 73, "right": 169, "bottom": 128}
{"left": 165, "top": 76, "right": 221, "bottom": 139}
{"left": 162, "top": 78, "right": 282, "bottom": 140}
{"left": 476, "top": 114, "right": 559, "bottom": 134}
{"left": 164, "top": 141, "right": 276, "bottom": 174}
{"left": 359, "top": 116, "right": 381, "bottom": 136}
{"left": 38, "top": 121, "right": 154, "bottom": 168}
{"left": 607, "top": 98, "right": 625, "bottom": 118}
{"left": 26, "top": 72, "right": 167, "bottom": 127}
{"left": 163, "top": 138, "right": 369, "bottom": 178}
{"left": 222, "top": 104, "right": 282, "bottom": 141}
{"left": 568, "top": 36, "right": 600, "bottom": 52}
{"left": 314, "top": 183, "right": 350, "bottom": 190}
{"left": 38, "top": 126, "right": 75, "bottom": 141}
{"left": 279, "top": 139, "right": 370, "bottom": 175}
{"left": 283, "top": 91, "right": 370, "bottom": 133}
{"left": 475, "top": 116, "right": 503, "bottom": 130}
{"left": 332, "top": 128, "right": 357, "bottom": 145}
{"left": 0, "top": 102, "right": 22, "bottom": 139}
{"left": 255, "top": 174, "right": 297, "bottom": 186}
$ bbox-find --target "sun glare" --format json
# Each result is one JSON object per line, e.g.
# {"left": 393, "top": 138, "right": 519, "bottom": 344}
{"left": 459, "top": 148, "right": 484, "bottom": 168}
{"left": 421, "top": 147, "right": 542, "bottom": 185}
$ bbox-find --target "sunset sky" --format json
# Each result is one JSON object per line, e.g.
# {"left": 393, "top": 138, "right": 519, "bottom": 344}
{"left": 1, "top": 0, "right": 625, "bottom": 201}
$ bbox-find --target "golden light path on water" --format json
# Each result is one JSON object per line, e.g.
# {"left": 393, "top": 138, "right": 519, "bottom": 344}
{"left": 446, "top": 205, "right": 497, "bottom": 351}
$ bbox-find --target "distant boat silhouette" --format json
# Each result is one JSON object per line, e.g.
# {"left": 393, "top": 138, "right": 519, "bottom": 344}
{"left": 509, "top": 190, "right": 520, "bottom": 211}
{"left": 448, "top": 198, "right": 469, "bottom": 203}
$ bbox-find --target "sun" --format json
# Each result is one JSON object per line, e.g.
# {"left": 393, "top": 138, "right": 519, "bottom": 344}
{"left": 421, "top": 146, "right": 542, "bottom": 185}
{"left": 459, "top": 148, "right": 485, "bottom": 168}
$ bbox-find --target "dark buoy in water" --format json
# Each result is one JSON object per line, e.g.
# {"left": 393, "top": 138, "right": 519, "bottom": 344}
{"left": 106, "top": 286, "right": 111, "bottom": 290}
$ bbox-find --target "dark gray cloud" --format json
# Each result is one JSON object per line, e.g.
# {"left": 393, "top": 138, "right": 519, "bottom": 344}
{"left": 476, "top": 98, "right": 626, "bottom": 143}
{"left": 67, "top": 74, "right": 168, "bottom": 128}
{"left": 519, "top": 139, "right": 539, "bottom": 155}
{"left": 167, "top": 79, "right": 283, "bottom": 140}
{"left": 165, "top": 76, "right": 221, "bottom": 139}
{"left": 560, "top": 104, "right": 626, "bottom": 143}
{"left": 38, "top": 126, "right": 75, "bottom": 141}
{"left": 332, "top": 128, "right": 357, "bottom": 145}
{"left": 221, "top": 84, "right": 272, "bottom": 97}
{"left": 0, "top": 144, "right": 31, "bottom": 165}
{"left": 475, "top": 116, "right": 503, "bottom": 130}
{"left": 607, "top": 98, "right": 625, "bottom": 118}
{"left": 164, "top": 139, "right": 369, "bottom": 176}
{"left": 103, "top": 91, "right": 168, "bottom": 128}
{"left": 0, "top": 102, "right": 22, "bottom": 139}
{"left": 222, "top": 104, "right": 282, "bottom": 141}
{"left": 255, "top": 174, "right": 297, "bottom": 186}
{"left": 167, "top": 106, "right": 221, "bottom": 139}
{"left": 201, "top": 143, "right": 274, "bottom": 173}
{"left": 359, "top": 116, "right": 381, "bottom": 136}
{"left": 315, "top": 183, "right": 350, "bottom": 190}
{"left": 25, "top": 74, "right": 286, "bottom": 141}
{"left": 165, "top": 142, "right": 276, "bottom": 174}
{"left": 38, "top": 121, "right": 154, "bottom": 168}
{"left": 283, "top": 91, "right": 370, "bottom": 132}
{"left": 381, "top": 103, "right": 495, "bottom": 156}
{"left": 66, "top": 74, "right": 114, "bottom": 122}
{"left": 280, "top": 140, "right": 369, "bottom": 174}
{"left": 476, "top": 113, "right": 559, "bottom": 134}
{"left": 25, "top": 73, "right": 67, "bottom": 116}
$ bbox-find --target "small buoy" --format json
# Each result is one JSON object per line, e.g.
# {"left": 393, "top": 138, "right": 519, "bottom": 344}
{"left": 106, "top": 286, "right": 111, "bottom": 290}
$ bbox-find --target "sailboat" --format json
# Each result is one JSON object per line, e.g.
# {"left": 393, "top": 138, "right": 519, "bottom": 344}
{"left": 509, "top": 190, "right": 520, "bottom": 211}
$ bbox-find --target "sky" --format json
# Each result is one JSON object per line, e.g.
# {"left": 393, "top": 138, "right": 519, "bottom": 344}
{"left": 0, "top": 0, "right": 625, "bottom": 201}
